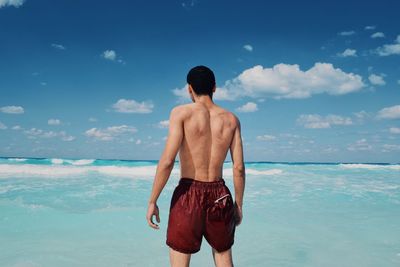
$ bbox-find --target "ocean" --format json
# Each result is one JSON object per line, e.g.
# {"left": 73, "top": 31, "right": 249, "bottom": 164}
{"left": 0, "top": 157, "right": 399, "bottom": 267}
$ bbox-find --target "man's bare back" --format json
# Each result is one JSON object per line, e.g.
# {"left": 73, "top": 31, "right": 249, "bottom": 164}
{"left": 177, "top": 102, "right": 238, "bottom": 182}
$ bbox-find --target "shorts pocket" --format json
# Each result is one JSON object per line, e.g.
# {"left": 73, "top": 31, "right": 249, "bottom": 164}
{"left": 208, "top": 193, "right": 234, "bottom": 222}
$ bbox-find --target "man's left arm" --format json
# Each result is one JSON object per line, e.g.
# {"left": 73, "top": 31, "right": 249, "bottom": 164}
{"left": 146, "top": 107, "right": 184, "bottom": 229}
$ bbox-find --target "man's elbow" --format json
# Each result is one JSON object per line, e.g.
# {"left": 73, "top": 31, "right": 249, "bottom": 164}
{"left": 233, "top": 163, "right": 245, "bottom": 176}
{"left": 159, "top": 158, "right": 175, "bottom": 170}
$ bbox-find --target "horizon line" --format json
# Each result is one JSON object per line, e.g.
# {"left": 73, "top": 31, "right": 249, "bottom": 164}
{"left": 0, "top": 156, "right": 398, "bottom": 165}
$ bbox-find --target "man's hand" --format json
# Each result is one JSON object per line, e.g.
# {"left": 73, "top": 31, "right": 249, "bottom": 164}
{"left": 146, "top": 203, "right": 160, "bottom": 229}
{"left": 234, "top": 203, "right": 243, "bottom": 226}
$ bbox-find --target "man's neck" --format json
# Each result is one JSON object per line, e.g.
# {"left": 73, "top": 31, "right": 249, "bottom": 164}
{"left": 194, "top": 95, "right": 214, "bottom": 108}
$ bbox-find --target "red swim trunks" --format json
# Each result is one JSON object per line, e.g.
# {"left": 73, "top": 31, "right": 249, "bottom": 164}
{"left": 166, "top": 177, "right": 236, "bottom": 254}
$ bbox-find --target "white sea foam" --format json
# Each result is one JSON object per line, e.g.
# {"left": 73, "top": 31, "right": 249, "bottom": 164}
{"left": 51, "top": 158, "right": 64, "bottom": 164}
{"left": 0, "top": 164, "right": 180, "bottom": 179}
{"left": 248, "top": 168, "right": 283, "bottom": 175}
{"left": 339, "top": 163, "right": 400, "bottom": 170}
{"left": 95, "top": 165, "right": 161, "bottom": 177}
{"left": 0, "top": 163, "right": 281, "bottom": 179}
{"left": 223, "top": 168, "right": 283, "bottom": 176}
{"left": 0, "top": 164, "right": 89, "bottom": 177}
{"left": 7, "top": 158, "right": 28, "bottom": 162}
{"left": 50, "top": 158, "right": 96, "bottom": 165}
{"left": 66, "top": 159, "right": 95, "bottom": 165}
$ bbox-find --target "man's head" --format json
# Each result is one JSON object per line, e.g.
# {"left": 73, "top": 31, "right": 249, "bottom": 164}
{"left": 186, "top": 65, "right": 216, "bottom": 101}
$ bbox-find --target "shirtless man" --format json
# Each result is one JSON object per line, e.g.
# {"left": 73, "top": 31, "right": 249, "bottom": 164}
{"left": 146, "top": 66, "right": 245, "bottom": 267}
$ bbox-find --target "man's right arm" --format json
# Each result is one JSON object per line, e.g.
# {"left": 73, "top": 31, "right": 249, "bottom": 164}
{"left": 229, "top": 116, "right": 245, "bottom": 224}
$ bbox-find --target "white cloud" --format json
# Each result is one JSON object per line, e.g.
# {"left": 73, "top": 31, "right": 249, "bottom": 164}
{"left": 323, "top": 147, "right": 339, "bottom": 153}
{"left": 85, "top": 125, "right": 137, "bottom": 141}
{"left": 338, "top": 30, "right": 355, "bottom": 36}
{"left": 398, "top": 80, "right": 400, "bottom": 85}
{"left": 280, "top": 133, "right": 300, "bottom": 139}
{"left": 111, "top": 99, "right": 154, "bottom": 113}
{"left": 88, "top": 117, "right": 97, "bottom": 122}
{"left": 353, "top": 110, "right": 369, "bottom": 119}
{"left": 347, "top": 138, "right": 372, "bottom": 151}
{"left": 172, "top": 85, "right": 236, "bottom": 102}
{"left": 0, "top": 105, "right": 24, "bottom": 114}
{"left": 256, "top": 134, "right": 276, "bottom": 141}
{"left": 25, "top": 128, "right": 52, "bottom": 138}
{"left": 0, "top": 122, "right": 7, "bottom": 130}
{"left": 371, "top": 32, "right": 385, "bottom": 38}
{"left": 243, "top": 44, "right": 253, "bottom": 52}
{"left": 389, "top": 127, "right": 400, "bottom": 134}
{"left": 338, "top": 48, "right": 357, "bottom": 57}
{"left": 0, "top": 0, "right": 24, "bottom": 8}
{"left": 225, "top": 63, "right": 364, "bottom": 99}
{"left": 48, "top": 119, "right": 61, "bottom": 125}
{"left": 235, "top": 102, "right": 258, "bottom": 113}
{"left": 325, "top": 114, "right": 353, "bottom": 125}
{"left": 61, "top": 134, "right": 75, "bottom": 142}
{"left": 135, "top": 139, "right": 142, "bottom": 145}
{"left": 101, "top": 50, "right": 125, "bottom": 63}
{"left": 24, "top": 128, "right": 75, "bottom": 141}
{"left": 353, "top": 110, "right": 372, "bottom": 123}
{"left": 376, "top": 105, "right": 400, "bottom": 119}
{"left": 102, "top": 50, "right": 117, "bottom": 61}
{"left": 376, "top": 35, "right": 400, "bottom": 56}
{"left": 51, "top": 43, "right": 66, "bottom": 50}
{"left": 297, "top": 114, "right": 353, "bottom": 129}
{"left": 157, "top": 120, "right": 169, "bottom": 129}
{"left": 172, "top": 86, "right": 189, "bottom": 103}
{"left": 181, "top": 0, "right": 196, "bottom": 8}
{"left": 212, "top": 87, "right": 237, "bottom": 101}
{"left": 12, "top": 125, "right": 22, "bottom": 130}
{"left": 365, "top": 25, "right": 376, "bottom": 30}
{"left": 297, "top": 115, "right": 330, "bottom": 129}
{"left": 368, "top": 74, "right": 386, "bottom": 86}
{"left": 381, "top": 144, "right": 400, "bottom": 152}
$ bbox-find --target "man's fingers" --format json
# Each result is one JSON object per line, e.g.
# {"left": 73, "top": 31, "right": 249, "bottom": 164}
{"left": 146, "top": 204, "right": 160, "bottom": 229}
{"left": 149, "top": 217, "right": 159, "bottom": 229}
{"left": 147, "top": 215, "right": 159, "bottom": 229}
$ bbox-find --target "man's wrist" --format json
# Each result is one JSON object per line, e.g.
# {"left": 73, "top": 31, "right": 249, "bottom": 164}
{"left": 148, "top": 199, "right": 157, "bottom": 205}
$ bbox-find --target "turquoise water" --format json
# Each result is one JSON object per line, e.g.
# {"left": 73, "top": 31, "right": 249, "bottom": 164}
{"left": 0, "top": 157, "right": 399, "bottom": 266}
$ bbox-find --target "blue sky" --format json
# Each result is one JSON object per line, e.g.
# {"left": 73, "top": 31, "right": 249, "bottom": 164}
{"left": 0, "top": 0, "right": 399, "bottom": 163}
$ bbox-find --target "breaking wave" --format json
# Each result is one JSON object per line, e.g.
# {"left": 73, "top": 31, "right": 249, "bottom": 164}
{"left": 0, "top": 163, "right": 283, "bottom": 179}
{"left": 339, "top": 163, "right": 400, "bottom": 170}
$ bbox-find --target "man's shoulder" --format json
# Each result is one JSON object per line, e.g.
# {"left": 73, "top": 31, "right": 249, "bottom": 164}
{"left": 169, "top": 104, "right": 192, "bottom": 119}
{"left": 220, "top": 108, "right": 239, "bottom": 125}
{"left": 171, "top": 103, "right": 193, "bottom": 113}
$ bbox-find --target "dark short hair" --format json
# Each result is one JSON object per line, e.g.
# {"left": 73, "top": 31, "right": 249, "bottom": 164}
{"left": 186, "top": 65, "right": 216, "bottom": 98}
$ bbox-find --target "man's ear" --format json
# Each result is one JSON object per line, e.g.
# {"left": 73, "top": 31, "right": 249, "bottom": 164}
{"left": 188, "top": 84, "right": 195, "bottom": 96}
{"left": 212, "top": 85, "right": 216, "bottom": 93}
{"left": 188, "top": 84, "right": 195, "bottom": 102}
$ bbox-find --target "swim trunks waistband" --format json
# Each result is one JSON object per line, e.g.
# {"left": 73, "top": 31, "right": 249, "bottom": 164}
{"left": 179, "top": 177, "right": 225, "bottom": 187}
